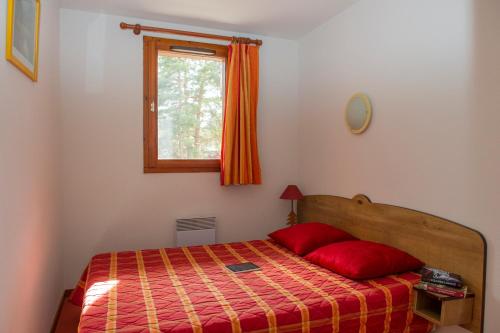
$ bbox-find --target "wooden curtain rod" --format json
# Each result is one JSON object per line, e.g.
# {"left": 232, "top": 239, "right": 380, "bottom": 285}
{"left": 119, "top": 22, "right": 263, "bottom": 46}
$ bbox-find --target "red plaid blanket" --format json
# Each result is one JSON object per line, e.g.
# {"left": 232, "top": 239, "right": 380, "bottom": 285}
{"left": 71, "top": 240, "right": 432, "bottom": 333}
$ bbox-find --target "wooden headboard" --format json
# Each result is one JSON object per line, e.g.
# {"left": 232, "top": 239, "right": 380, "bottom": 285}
{"left": 297, "top": 194, "right": 486, "bottom": 333}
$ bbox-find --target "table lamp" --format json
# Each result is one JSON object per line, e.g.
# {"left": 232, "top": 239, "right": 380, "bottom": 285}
{"left": 280, "top": 185, "right": 304, "bottom": 226}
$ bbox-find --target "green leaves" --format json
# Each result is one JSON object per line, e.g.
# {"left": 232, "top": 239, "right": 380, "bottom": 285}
{"left": 157, "top": 54, "right": 224, "bottom": 160}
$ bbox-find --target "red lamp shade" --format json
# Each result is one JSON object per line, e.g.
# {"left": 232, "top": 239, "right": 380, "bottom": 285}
{"left": 280, "top": 185, "right": 304, "bottom": 200}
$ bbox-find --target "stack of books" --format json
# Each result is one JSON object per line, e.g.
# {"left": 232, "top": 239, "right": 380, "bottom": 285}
{"left": 414, "top": 266, "right": 469, "bottom": 298}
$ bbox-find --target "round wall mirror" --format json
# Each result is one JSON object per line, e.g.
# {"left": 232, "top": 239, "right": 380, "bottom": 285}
{"left": 345, "top": 93, "right": 372, "bottom": 134}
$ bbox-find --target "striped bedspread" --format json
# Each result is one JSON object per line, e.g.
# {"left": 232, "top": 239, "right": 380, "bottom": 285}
{"left": 71, "top": 240, "right": 432, "bottom": 333}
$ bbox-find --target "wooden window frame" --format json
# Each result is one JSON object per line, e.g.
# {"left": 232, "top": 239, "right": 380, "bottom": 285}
{"left": 143, "top": 36, "right": 228, "bottom": 173}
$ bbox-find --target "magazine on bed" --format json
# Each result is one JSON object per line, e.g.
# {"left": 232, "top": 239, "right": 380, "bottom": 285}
{"left": 226, "top": 262, "right": 261, "bottom": 273}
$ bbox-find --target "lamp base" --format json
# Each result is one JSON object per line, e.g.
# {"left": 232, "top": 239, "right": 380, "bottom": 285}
{"left": 287, "top": 210, "right": 297, "bottom": 226}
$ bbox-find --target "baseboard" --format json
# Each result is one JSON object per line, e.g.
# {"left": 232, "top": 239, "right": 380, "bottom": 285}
{"left": 51, "top": 289, "right": 73, "bottom": 333}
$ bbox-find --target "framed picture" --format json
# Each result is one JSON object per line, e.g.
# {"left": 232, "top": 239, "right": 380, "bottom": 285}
{"left": 5, "top": 0, "right": 40, "bottom": 81}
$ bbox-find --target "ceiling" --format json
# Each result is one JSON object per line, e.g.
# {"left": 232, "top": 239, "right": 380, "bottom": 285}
{"left": 59, "top": 0, "right": 358, "bottom": 39}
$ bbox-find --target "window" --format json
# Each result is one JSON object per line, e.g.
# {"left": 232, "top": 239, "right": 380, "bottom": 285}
{"left": 143, "top": 37, "right": 228, "bottom": 173}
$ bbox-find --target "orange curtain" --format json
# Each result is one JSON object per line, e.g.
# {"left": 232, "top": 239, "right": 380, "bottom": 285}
{"left": 220, "top": 42, "right": 262, "bottom": 185}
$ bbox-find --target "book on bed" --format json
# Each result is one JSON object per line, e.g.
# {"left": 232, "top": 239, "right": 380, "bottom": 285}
{"left": 226, "top": 262, "right": 261, "bottom": 273}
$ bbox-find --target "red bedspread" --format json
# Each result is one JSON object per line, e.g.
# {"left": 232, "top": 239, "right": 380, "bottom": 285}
{"left": 71, "top": 240, "right": 432, "bottom": 333}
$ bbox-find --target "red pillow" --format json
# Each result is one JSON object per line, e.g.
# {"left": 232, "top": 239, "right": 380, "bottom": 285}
{"left": 268, "top": 222, "right": 356, "bottom": 256}
{"left": 305, "top": 240, "right": 424, "bottom": 279}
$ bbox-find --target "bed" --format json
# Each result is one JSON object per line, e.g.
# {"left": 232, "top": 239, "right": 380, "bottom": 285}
{"left": 70, "top": 194, "right": 485, "bottom": 333}
{"left": 71, "top": 239, "right": 431, "bottom": 333}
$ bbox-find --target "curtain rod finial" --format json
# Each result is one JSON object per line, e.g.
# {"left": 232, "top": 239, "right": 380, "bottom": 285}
{"left": 119, "top": 22, "right": 127, "bottom": 29}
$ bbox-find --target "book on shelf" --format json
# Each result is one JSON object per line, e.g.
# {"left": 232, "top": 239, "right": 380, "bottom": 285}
{"left": 420, "top": 266, "right": 463, "bottom": 288}
{"left": 415, "top": 282, "right": 468, "bottom": 298}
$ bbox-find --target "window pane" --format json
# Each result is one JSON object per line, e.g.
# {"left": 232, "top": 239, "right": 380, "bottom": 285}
{"left": 157, "top": 52, "right": 224, "bottom": 160}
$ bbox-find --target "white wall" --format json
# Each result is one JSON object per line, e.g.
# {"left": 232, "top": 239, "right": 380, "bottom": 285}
{"left": 0, "top": 0, "right": 62, "bottom": 332}
{"left": 298, "top": 0, "right": 499, "bottom": 332}
{"left": 59, "top": 9, "right": 300, "bottom": 287}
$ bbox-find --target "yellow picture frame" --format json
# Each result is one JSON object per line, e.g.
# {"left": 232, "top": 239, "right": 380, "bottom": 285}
{"left": 5, "top": 0, "right": 40, "bottom": 82}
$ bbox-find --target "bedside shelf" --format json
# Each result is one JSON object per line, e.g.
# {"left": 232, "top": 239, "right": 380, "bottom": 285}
{"left": 413, "top": 288, "right": 474, "bottom": 326}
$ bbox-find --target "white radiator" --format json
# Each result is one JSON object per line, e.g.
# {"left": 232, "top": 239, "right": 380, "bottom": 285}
{"left": 176, "top": 217, "right": 216, "bottom": 247}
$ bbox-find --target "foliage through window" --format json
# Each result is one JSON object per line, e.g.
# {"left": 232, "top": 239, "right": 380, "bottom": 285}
{"left": 143, "top": 37, "right": 227, "bottom": 173}
{"left": 157, "top": 52, "right": 224, "bottom": 160}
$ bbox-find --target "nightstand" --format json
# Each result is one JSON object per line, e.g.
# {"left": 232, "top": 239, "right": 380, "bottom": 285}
{"left": 413, "top": 288, "right": 474, "bottom": 326}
